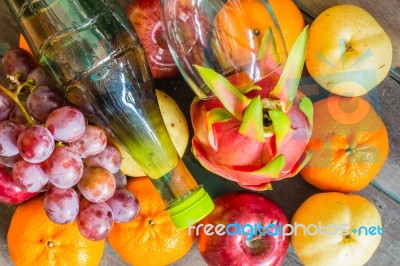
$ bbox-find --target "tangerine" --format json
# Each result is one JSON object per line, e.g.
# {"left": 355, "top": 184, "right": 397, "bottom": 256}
{"left": 269, "top": 0, "right": 305, "bottom": 52}
{"left": 212, "top": 0, "right": 304, "bottom": 67}
{"left": 19, "top": 34, "right": 32, "bottom": 55}
{"left": 211, "top": 0, "right": 304, "bottom": 88}
{"left": 107, "top": 177, "right": 195, "bottom": 266}
{"left": 7, "top": 195, "right": 105, "bottom": 266}
{"left": 300, "top": 96, "right": 389, "bottom": 193}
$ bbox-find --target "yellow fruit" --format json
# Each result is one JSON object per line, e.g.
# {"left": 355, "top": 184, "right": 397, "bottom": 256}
{"left": 115, "top": 89, "right": 189, "bottom": 177}
{"left": 306, "top": 5, "right": 392, "bottom": 96}
{"left": 291, "top": 192, "right": 382, "bottom": 266}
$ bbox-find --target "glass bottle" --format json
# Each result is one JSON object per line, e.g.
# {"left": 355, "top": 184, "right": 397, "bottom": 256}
{"left": 5, "top": 0, "right": 213, "bottom": 229}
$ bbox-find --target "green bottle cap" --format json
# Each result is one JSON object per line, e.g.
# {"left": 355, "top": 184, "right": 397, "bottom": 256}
{"left": 167, "top": 187, "right": 214, "bottom": 229}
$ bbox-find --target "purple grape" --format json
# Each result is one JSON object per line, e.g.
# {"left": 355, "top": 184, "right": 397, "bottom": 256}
{"left": 0, "top": 154, "right": 21, "bottom": 168}
{"left": 27, "top": 67, "right": 54, "bottom": 87}
{"left": 46, "top": 106, "right": 86, "bottom": 142}
{"left": 44, "top": 186, "right": 79, "bottom": 224}
{"left": 9, "top": 100, "right": 29, "bottom": 124}
{"left": 69, "top": 125, "right": 107, "bottom": 158}
{"left": 12, "top": 160, "right": 48, "bottom": 192}
{"left": 27, "top": 86, "right": 64, "bottom": 123}
{"left": 0, "top": 91, "right": 13, "bottom": 122}
{"left": 84, "top": 144, "right": 122, "bottom": 174}
{"left": 106, "top": 189, "right": 140, "bottom": 223}
{"left": 113, "top": 170, "right": 127, "bottom": 189}
{"left": 77, "top": 201, "right": 114, "bottom": 241}
{"left": 42, "top": 146, "right": 84, "bottom": 189}
{"left": 77, "top": 166, "right": 116, "bottom": 203}
{"left": 0, "top": 120, "right": 26, "bottom": 156}
{"left": 17, "top": 125, "right": 54, "bottom": 163}
{"left": 1, "top": 48, "right": 36, "bottom": 81}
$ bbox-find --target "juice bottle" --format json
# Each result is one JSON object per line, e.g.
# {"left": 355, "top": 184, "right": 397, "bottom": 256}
{"left": 5, "top": 0, "right": 213, "bottom": 229}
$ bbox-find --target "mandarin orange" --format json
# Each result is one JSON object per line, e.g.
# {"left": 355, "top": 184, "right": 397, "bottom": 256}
{"left": 19, "top": 34, "right": 32, "bottom": 54}
{"left": 300, "top": 96, "right": 389, "bottom": 193}
{"left": 211, "top": 0, "right": 304, "bottom": 88}
{"left": 7, "top": 195, "right": 105, "bottom": 266}
{"left": 107, "top": 177, "right": 194, "bottom": 266}
{"left": 212, "top": 0, "right": 304, "bottom": 67}
{"left": 269, "top": 0, "right": 305, "bottom": 52}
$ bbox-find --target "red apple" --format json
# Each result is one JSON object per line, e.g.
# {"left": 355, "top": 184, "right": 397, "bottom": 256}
{"left": 196, "top": 192, "right": 289, "bottom": 266}
{"left": 125, "top": 0, "right": 179, "bottom": 79}
{"left": 0, "top": 164, "right": 38, "bottom": 205}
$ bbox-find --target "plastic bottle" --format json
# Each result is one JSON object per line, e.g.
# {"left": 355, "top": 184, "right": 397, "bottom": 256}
{"left": 5, "top": 0, "right": 213, "bottom": 229}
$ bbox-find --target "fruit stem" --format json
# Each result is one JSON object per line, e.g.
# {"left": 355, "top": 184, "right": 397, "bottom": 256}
{"left": 345, "top": 147, "right": 355, "bottom": 155}
{"left": 0, "top": 83, "right": 35, "bottom": 126}
{"left": 47, "top": 241, "right": 54, "bottom": 248}
{"left": 148, "top": 219, "right": 155, "bottom": 227}
{"left": 250, "top": 233, "right": 263, "bottom": 242}
{"left": 55, "top": 141, "right": 64, "bottom": 147}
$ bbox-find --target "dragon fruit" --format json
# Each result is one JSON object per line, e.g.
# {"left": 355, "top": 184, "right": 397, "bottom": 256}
{"left": 190, "top": 27, "right": 313, "bottom": 190}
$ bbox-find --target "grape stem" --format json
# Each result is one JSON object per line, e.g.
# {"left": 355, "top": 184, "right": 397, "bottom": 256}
{"left": 0, "top": 83, "right": 35, "bottom": 126}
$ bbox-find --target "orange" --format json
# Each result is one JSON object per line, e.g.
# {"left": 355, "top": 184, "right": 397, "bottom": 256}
{"left": 7, "top": 195, "right": 105, "bottom": 266}
{"left": 300, "top": 96, "right": 389, "bottom": 193}
{"left": 107, "top": 177, "right": 195, "bottom": 266}
{"left": 19, "top": 34, "right": 32, "bottom": 54}
{"left": 269, "top": 0, "right": 305, "bottom": 52}
{"left": 211, "top": 0, "right": 304, "bottom": 88}
{"left": 212, "top": 0, "right": 304, "bottom": 67}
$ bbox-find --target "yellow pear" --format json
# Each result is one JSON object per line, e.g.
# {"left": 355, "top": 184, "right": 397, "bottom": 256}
{"left": 291, "top": 192, "right": 382, "bottom": 266}
{"left": 306, "top": 5, "right": 392, "bottom": 97}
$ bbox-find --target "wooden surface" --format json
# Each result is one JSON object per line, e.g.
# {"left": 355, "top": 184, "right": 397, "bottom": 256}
{"left": 0, "top": 0, "right": 399, "bottom": 265}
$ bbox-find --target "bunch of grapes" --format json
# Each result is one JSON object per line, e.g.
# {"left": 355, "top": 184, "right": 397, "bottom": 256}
{"left": 0, "top": 48, "right": 140, "bottom": 241}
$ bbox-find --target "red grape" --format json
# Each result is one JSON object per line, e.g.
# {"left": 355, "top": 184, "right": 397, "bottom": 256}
{"left": 0, "top": 154, "right": 21, "bottom": 168}
{"left": 27, "top": 66, "right": 54, "bottom": 87}
{"left": 77, "top": 201, "right": 114, "bottom": 241}
{"left": 9, "top": 100, "right": 29, "bottom": 124}
{"left": 84, "top": 144, "right": 122, "bottom": 174}
{"left": 1, "top": 48, "right": 36, "bottom": 81}
{"left": 69, "top": 125, "right": 107, "bottom": 158}
{"left": 46, "top": 106, "right": 86, "bottom": 142}
{"left": 42, "top": 146, "right": 84, "bottom": 188}
{"left": 17, "top": 125, "right": 54, "bottom": 163}
{"left": 106, "top": 189, "right": 140, "bottom": 222}
{"left": 77, "top": 166, "right": 116, "bottom": 203}
{"left": 27, "top": 86, "right": 64, "bottom": 123}
{"left": 113, "top": 170, "right": 127, "bottom": 189}
{"left": 12, "top": 160, "right": 48, "bottom": 192}
{"left": 0, "top": 120, "right": 26, "bottom": 156}
{"left": 0, "top": 91, "right": 13, "bottom": 122}
{"left": 44, "top": 186, "right": 79, "bottom": 224}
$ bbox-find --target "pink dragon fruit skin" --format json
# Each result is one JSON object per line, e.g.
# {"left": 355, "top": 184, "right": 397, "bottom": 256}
{"left": 190, "top": 27, "right": 312, "bottom": 190}
{"left": 191, "top": 88, "right": 312, "bottom": 190}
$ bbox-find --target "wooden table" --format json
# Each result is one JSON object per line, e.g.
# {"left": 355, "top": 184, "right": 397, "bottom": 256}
{"left": 0, "top": 0, "right": 399, "bottom": 265}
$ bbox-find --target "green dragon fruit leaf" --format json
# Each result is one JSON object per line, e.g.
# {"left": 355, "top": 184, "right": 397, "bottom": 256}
{"left": 258, "top": 27, "right": 280, "bottom": 62}
{"left": 242, "top": 182, "right": 273, "bottom": 191}
{"left": 252, "top": 154, "right": 285, "bottom": 177}
{"left": 240, "top": 85, "right": 262, "bottom": 94}
{"left": 256, "top": 183, "right": 273, "bottom": 191}
{"left": 206, "top": 108, "right": 232, "bottom": 149}
{"left": 269, "top": 26, "right": 309, "bottom": 111}
{"left": 299, "top": 96, "right": 313, "bottom": 128}
{"left": 195, "top": 65, "right": 251, "bottom": 120}
{"left": 268, "top": 109, "right": 291, "bottom": 148}
{"left": 239, "top": 96, "right": 265, "bottom": 142}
